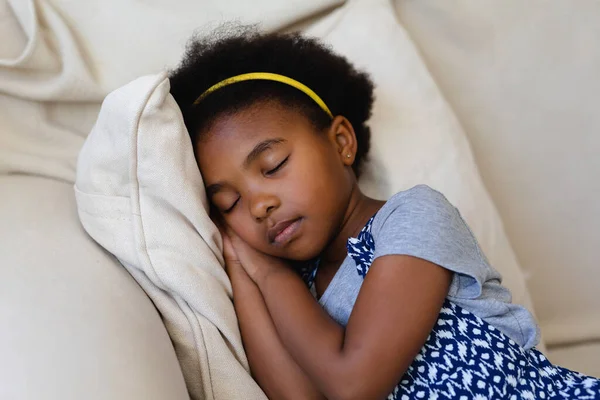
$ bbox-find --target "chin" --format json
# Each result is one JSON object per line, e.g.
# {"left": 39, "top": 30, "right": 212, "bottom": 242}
{"left": 280, "top": 238, "right": 326, "bottom": 262}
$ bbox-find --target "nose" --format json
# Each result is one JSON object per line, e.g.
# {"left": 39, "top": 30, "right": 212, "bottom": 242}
{"left": 249, "top": 192, "right": 280, "bottom": 221}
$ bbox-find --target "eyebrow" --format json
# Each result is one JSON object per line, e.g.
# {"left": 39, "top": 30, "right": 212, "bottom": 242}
{"left": 205, "top": 138, "right": 287, "bottom": 199}
{"left": 206, "top": 183, "right": 223, "bottom": 199}
{"left": 243, "top": 138, "right": 286, "bottom": 169}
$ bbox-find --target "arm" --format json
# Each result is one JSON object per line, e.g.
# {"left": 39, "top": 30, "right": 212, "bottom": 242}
{"left": 225, "top": 242, "right": 326, "bottom": 400}
{"left": 254, "top": 255, "right": 452, "bottom": 400}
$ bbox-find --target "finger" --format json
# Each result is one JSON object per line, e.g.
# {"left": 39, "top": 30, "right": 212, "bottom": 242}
{"left": 221, "top": 234, "right": 237, "bottom": 260}
{"left": 223, "top": 235, "right": 234, "bottom": 254}
{"left": 223, "top": 225, "right": 239, "bottom": 240}
{"left": 226, "top": 232, "right": 251, "bottom": 260}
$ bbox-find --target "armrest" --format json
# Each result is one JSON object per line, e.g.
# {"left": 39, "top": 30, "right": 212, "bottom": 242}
{"left": 0, "top": 175, "right": 189, "bottom": 400}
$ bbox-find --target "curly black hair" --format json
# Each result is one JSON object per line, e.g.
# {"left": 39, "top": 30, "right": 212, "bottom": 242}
{"left": 169, "top": 25, "right": 375, "bottom": 177}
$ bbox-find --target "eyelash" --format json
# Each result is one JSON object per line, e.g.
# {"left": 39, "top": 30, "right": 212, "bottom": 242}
{"left": 265, "top": 156, "right": 289, "bottom": 176}
{"left": 222, "top": 156, "right": 289, "bottom": 214}
{"left": 223, "top": 198, "right": 239, "bottom": 214}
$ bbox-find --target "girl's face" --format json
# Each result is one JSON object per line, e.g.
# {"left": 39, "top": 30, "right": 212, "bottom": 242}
{"left": 196, "top": 101, "right": 357, "bottom": 261}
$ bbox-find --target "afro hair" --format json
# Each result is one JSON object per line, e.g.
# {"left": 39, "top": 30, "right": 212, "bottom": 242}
{"left": 169, "top": 25, "right": 375, "bottom": 176}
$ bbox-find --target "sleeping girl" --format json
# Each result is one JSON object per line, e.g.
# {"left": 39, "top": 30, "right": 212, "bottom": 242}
{"left": 169, "top": 26, "right": 600, "bottom": 400}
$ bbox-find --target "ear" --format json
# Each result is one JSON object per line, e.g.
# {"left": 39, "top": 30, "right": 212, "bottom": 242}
{"left": 327, "top": 116, "right": 357, "bottom": 167}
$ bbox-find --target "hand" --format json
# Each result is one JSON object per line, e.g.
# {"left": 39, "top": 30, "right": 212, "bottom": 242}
{"left": 219, "top": 225, "right": 289, "bottom": 286}
{"left": 220, "top": 229, "right": 245, "bottom": 277}
{"left": 210, "top": 209, "right": 246, "bottom": 279}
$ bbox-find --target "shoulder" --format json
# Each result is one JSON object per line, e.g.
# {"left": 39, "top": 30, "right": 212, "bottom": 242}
{"left": 372, "top": 184, "right": 458, "bottom": 234}
{"left": 382, "top": 185, "right": 454, "bottom": 215}
{"left": 370, "top": 185, "right": 488, "bottom": 279}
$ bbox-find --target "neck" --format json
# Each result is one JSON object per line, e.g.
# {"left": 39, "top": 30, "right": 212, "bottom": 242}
{"left": 320, "top": 184, "right": 384, "bottom": 267}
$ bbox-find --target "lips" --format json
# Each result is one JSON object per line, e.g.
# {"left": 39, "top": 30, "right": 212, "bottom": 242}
{"left": 267, "top": 217, "right": 302, "bottom": 245}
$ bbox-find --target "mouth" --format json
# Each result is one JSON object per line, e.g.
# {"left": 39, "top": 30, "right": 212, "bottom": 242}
{"left": 268, "top": 217, "right": 303, "bottom": 245}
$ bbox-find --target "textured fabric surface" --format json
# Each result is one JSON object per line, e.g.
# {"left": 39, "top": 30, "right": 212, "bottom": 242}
{"left": 75, "top": 73, "right": 267, "bottom": 400}
{"left": 0, "top": 176, "right": 189, "bottom": 400}
{"left": 385, "top": 301, "right": 599, "bottom": 399}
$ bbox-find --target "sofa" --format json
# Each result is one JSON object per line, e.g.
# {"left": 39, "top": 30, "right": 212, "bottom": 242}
{"left": 1, "top": 1, "right": 598, "bottom": 399}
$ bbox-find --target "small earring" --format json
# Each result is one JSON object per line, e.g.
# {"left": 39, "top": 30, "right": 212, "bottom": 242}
{"left": 346, "top": 154, "right": 351, "bottom": 158}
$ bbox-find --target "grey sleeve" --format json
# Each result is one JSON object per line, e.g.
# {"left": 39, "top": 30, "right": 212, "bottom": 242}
{"left": 372, "top": 185, "right": 500, "bottom": 299}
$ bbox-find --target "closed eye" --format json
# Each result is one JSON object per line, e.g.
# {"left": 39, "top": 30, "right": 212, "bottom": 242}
{"left": 223, "top": 197, "right": 240, "bottom": 214}
{"left": 265, "top": 156, "right": 289, "bottom": 176}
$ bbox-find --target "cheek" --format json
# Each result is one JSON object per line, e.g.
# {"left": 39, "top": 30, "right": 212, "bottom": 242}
{"left": 302, "top": 150, "right": 346, "bottom": 194}
{"left": 281, "top": 158, "right": 341, "bottom": 214}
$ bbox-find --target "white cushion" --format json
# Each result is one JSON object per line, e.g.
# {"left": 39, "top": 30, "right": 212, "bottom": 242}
{"left": 75, "top": 73, "right": 267, "bottom": 400}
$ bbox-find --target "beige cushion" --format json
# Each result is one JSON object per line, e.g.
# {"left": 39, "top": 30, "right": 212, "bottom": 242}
{"left": 0, "top": 0, "right": 343, "bottom": 183}
{"left": 0, "top": 175, "right": 189, "bottom": 400}
{"left": 75, "top": 73, "right": 266, "bottom": 400}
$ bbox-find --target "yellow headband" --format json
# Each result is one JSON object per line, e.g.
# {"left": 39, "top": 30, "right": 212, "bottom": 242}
{"left": 192, "top": 72, "right": 333, "bottom": 119}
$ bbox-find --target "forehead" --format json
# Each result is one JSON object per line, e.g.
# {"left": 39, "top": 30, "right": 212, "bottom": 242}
{"left": 194, "top": 102, "right": 317, "bottom": 176}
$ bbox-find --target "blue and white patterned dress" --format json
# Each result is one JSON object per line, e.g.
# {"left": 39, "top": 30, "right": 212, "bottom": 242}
{"left": 301, "top": 216, "right": 600, "bottom": 400}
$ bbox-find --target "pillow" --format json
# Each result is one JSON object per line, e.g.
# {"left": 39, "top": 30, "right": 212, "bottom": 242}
{"left": 305, "top": 0, "right": 541, "bottom": 339}
{"left": 75, "top": 73, "right": 267, "bottom": 400}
